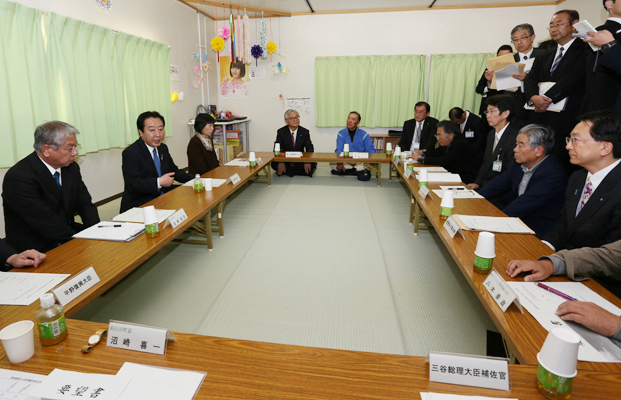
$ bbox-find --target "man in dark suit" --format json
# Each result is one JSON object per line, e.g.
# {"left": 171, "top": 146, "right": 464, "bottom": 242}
{"left": 476, "top": 45, "right": 513, "bottom": 116}
{"left": 478, "top": 124, "right": 567, "bottom": 237}
{"left": 449, "top": 107, "right": 487, "bottom": 170}
{"left": 398, "top": 102, "right": 438, "bottom": 153}
{"left": 121, "top": 111, "right": 193, "bottom": 213}
{"left": 0, "top": 239, "right": 46, "bottom": 272}
{"left": 2, "top": 121, "right": 100, "bottom": 253}
{"left": 584, "top": 29, "right": 621, "bottom": 78}
{"left": 468, "top": 95, "right": 520, "bottom": 190}
{"left": 271, "top": 109, "right": 315, "bottom": 177}
{"left": 412, "top": 121, "right": 478, "bottom": 183}
{"left": 582, "top": 0, "right": 621, "bottom": 113}
{"left": 525, "top": 10, "right": 586, "bottom": 172}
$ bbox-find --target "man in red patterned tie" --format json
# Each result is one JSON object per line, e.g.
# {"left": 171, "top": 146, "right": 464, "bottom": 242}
{"left": 271, "top": 109, "right": 315, "bottom": 177}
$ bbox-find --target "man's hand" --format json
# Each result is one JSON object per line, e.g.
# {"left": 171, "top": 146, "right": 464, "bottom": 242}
{"left": 511, "top": 72, "right": 528, "bottom": 81}
{"left": 304, "top": 163, "right": 312, "bottom": 174}
{"left": 336, "top": 164, "right": 345, "bottom": 172}
{"left": 557, "top": 301, "right": 621, "bottom": 337}
{"left": 485, "top": 69, "right": 495, "bottom": 83}
{"left": 467, "top": 183, "right": 479, "bottom": 190}
{"left": 277, "top": 162, "right": 286, "bottom": 176}
{"left": 506, "top": 259, "right": 554, "bottom": 281}
{"left": 531, "top": 95, "right": 551, "bottom": 112}
{"left": 412, "top": 150, "right": 425, "bottom": 160}
{"left": 6, "top": 250, "right": 46, "bottom": 268}
{"left": 584, "top": 30, "right": 615, "bottom": 47}
{"left": 159, "top": 172, "right": 175, "bottom": 187}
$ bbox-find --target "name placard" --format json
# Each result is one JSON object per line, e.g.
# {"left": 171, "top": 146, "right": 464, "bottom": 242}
{"left": 285, "top": 151, "right": 303, "bottom": 158}
{"left": 394, "top": 158, "right": 400, "bottom": 165}
{"left": 228, "top": 173, "right": 241, "bottom": 185}
{"left": 443, "top": 216, "right": 465, "bottom": 239}
{"left": 163, "top": 208, "right": 188, "bottom": 230}
{"left": 53, "top": 266, "right": 100, "bottom": 307}
{"left": 418, "top": 184, "right": 430, "bottom": 198}
{"left": 404, "top": 168, "right": 413, "bottom": 179}
{"left": 352, "top": 152, "right": 369, "bottom": 159}
{"left": 257, "top": 157, "right": 263, "bottom": 165}
{"left": 107, "top": 320, "right": 176, "bottom": 355}
{"left": 483, "top": 270, "right": 523, "bottom": 313}
{"left": 428, "top": 352, "right": 510, "bottom": 391}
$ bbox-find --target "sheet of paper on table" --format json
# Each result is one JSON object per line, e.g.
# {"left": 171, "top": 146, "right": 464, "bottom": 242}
{"left": 452, "top": 215, "right": 534, "bottom": 234}
{"left": 182, "top": 178, "right": 227, "bottom": 188}
{"left": 507, "top": 282, "right": 621, "bottom": 362}
{"left": 414, "top": 173, "right": 462, "bottom": 182}
{"left": 338, "top": 152, "right": 370, "bottom": 158}
{"left": 72, "top": 222, "right": 145, "bottom": 242}
{"left": 225, "top": 158, "right": 250, "bottom": 167}
{"left": 29, "top": 368, "right": 131, "bottom": 400}
{"left": 414, "top": 167, "right": 447, "bottom": 172}
{"left": 116, "top": 362, "right": 207, "bottom": 400}
{"left": 113, "top": 208, "right": 175, "bottom": 224}
{"left": 0, "top": 271, "right": 70, "bottom": 306}
{"left": 420, "top": 393, "right": 518, "bottom": 400}
{"left": 432, "top": 189, "right": 483, "bottom": 199}
{"left": 0, "top": 368, "right": 46, "bottom": 399}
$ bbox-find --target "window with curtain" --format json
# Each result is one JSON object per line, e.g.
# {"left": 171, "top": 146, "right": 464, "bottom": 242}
{"left": 0, "top": 0, "right": 171, "bottom": 168}
{"left": 315, "top": 55, "right": 428, "bottom": 128}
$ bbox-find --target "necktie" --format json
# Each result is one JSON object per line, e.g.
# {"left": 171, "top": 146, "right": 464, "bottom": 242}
{"left": 414, "top": 123, "right": 422, "bottom": 143}
{"left": 550, "top": 47, "right": 564, "bottom": 74}
{"left": 53, "top": 171, "right": 61, "bottom": 189}
{"left": 492, "top": 134, "right": 499, "bottom": 152}
{"left": 291, "top": 132, "right": 295, "bottom": 148}
{"left": 580, "top": 177, "right": 593, "bottom": 212}
{"left": 152, "top": 148, "right": 162, "bottom": 177}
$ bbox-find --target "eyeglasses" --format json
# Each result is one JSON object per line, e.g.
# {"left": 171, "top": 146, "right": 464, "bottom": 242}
{"left": 565, "top": 137, "right": 596, "bottom": 146}
{"left": 287, "top": 116, "right": 300, "bottom": 120}
{"left": 548, "top": 21, "right": 569, "bottom": 30}
{"left": 53, "top": 143, "right": 81, "bottom": 153}
{"left": 483, "top": 109, "right": 500, "bottom": 116}
{"left": 511, "top": 35, "right": 533, "bottom": 43}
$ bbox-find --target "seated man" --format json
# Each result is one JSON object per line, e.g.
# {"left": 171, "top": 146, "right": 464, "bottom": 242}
{"left": 467, "top": 95, "right": 520, "bottom": 190}
{"left": 398, "top": 102, "right": 438, "bottom": 153}
{"left": 121, "top": 111, "right": 194, "bottom": 213}
{"left": 2, "top": 121, "right": 100, "bottom": 253}
{"left": 478, "top": 124, "right": 567, "bottom": 238}
{"left": 271, "top": 109, "right": 316, "bottom": 177}
{"left": 541, "top": 110, "right": 621, "bottom": 252}
{"left": 412, "top": 121, "right": 478, "bottom": 183}
{"left": 331, "top": 111, "right": 376, "bottom": 181}
{"left": 449, "top": 107, "right": 487, "bottom": 172}
{"left": 0, "top": 239, "right": 46, "bottom": 272}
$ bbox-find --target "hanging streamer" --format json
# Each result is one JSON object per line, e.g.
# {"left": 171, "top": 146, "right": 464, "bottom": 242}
{"left": 243, "top": 11, "right": 251, "bottom": 63}
{"left": 237, "top": 10, "right": 242, "bottom": 63}
{"left": 260, "top": 12, "right": 268, "bottom": 59}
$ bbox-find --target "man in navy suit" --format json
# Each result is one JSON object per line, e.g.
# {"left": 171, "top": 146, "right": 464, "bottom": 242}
{"left": 120, "top": 111, "right": 193, "bottom": 213}
{"left": 398, "top": 102, "right": 438, "bottom": 153}
{"left": 478, "top": 124, "right": 567, "bottom": 237}
{"left": 0, "top": 239, "right": 46, "bottom": 272}
{"left": 449, "top": 107, "right": 487, "bottom": 170}
{"left": 271, "top": 109, "right": 315, "bottom": 177}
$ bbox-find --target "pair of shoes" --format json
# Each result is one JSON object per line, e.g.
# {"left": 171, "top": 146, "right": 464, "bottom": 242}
{"left": 331, "top": 169, "right": 345, "bottom": 176}
{"left": 356, "top": 170, "right": 371, "bottom": 181}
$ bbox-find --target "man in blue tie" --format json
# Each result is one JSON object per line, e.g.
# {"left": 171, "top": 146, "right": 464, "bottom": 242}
{"left": 120, "top": 111, "right": 194, "bottom": 213}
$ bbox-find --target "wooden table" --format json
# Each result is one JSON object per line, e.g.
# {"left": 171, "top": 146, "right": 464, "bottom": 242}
{"left": 392, "top": 160, "right": 621, "bottom": 373}
{"left": 272, "top": 152, "right": 390, "bottom": 186}
{"left": 1, "top": 319, "right": 618, "bottom": 399}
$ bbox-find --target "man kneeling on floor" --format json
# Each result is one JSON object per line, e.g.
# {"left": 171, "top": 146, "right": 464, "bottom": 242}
{"left": 331, "top": 111, "right": 376, "bottom": 181}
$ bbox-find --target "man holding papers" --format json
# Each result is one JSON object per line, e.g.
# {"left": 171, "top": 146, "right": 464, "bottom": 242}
{"left": 0, "top": 239, "right": 46, "bottom": 272}
{"left": 271, "top": 109, "right": 315, "bottom": 177}
{"left": 478, "top": 124, "right": 567, "bottom": 237}
{"left": 331, "top": 112, "right": 375, "bottom": 181}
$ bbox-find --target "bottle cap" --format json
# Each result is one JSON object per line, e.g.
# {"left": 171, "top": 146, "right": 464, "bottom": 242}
{"left": 40, "top": 293, "right": 55, "bottom": 308}
{"left": 195, "top": 174, "right": 200, "bottom": 178}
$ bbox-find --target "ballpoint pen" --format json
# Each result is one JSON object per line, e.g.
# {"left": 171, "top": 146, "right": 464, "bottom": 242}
{"left": 537, "top": 282, "right": 577, "bottom": 301}
{"left": 98, "top": 225, "right": 122, "bottom": 228}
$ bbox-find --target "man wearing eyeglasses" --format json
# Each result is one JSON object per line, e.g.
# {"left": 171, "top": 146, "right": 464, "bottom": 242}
{"left": 398, "top": 102, "right": 438, "bottom": 154}
{"left": 525, "top": 9, "right": 586, "bottom": 173}
{"left": 2, "top": 121, "right": 100, "bottom": 253}
{"left": 272, "top": 109, "right": 315, "bottom": 177}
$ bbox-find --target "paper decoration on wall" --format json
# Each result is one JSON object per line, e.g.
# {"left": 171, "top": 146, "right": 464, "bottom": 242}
{"left": 272, "top": 62, "right": 289, "bottom": 75}
{"left": 171, "top": 92, "right": 179, "bottom": 103}
{"left": 259, "top": 14, "right": 268, "bottom": 59}
{"left": 96, "top": 0, "right": 112, "bottom": 12}
{"left": 267, "top": 41, "right": 277, "bottom": 62}
{"left": 192, "top": 53, "right": 200, "bottom": 61}
{"left": 243, "top": 13, "right": 251, "bottom": 63}
{"left": 251, "top": 45, "right": 263, "bottom": 66}
{"left": 218, "top": 26, "right": 230, "bottom": 40}
{"left": 192, "top": 77, "right": 204, "bottom": 89}
{"left": 178, "top": 92, "right": 185, "bottom": 101}
{"left": 211, "top": 37, "right": 224, "bottom": 62}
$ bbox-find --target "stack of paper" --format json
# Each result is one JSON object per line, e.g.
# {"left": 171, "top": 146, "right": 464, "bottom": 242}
{"left": 113, "top": 208, "right": 175, "bottom": 224}
{"left": 182, "top": 178, "right": 227, "bottom": 188}
{"left": 432, "top": 189, "right": 483, "bottom": 199}
{"left": 452, "top": 215, "right": 534, "bottom": 234}
{"left": 116, "top": 362, "right": 206, "bottom": 400}
{"left": 414, "top": 167, "right": 447, "bottom": 172}
{"left": 415, "top": 173, "right": 462, "bottom": 182}
{"left": 523, "top": 82, "right": 567, "bottom": 112}
{"left": 0, "top": 271, "right": 70, "bottom": 305}
{"left": 421, "top": 393, "right": 517, "bottom": 400}
{"left": 72, "top": 222, "right": 145, "bottom": 242}
{"left": 225, "top": 158, "right": 250, "bottom": 167}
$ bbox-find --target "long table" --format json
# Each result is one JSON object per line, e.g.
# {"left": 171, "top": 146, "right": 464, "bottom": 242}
{"left": 1, "top": 318, "right": 618, "bottom": 399}
{"left": 392, "top": 160, "right": 621, "bottom": 373}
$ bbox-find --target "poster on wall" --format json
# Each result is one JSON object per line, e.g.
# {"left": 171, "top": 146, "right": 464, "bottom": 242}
{"left": 170, "top": 64, "right": 180, "bottom": 81}
{"left": 249, "top": 66, "right": 266, "bottom": 79}
{"left": 286, "top": 98, "right": 312, "bottom": 116}
{"left": 219, "top": 56, "right": 250, "bottom": 98}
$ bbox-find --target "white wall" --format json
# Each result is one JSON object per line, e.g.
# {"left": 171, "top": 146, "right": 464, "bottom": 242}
{"left": 558, "top": 0, "right": 608, "bottom": 27}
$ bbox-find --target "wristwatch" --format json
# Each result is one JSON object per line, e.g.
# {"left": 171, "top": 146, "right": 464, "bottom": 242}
{"left": 601, "top": 40, "right": 618, "bottom": 53}
{"left": 81, "top": 328, "right": 107, "bottom": 353}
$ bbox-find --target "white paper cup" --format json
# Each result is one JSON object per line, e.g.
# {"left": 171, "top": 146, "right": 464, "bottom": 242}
{"left": 395, "top": 145, "right": 401, "bottom": 154}
{"left": 143, "top": 205, "right": 158, "bottom": 225}
{"left": 204, "top": 178, "right": 213, "bottom": 191}
{"left": 343, "top": 144, "right": 349, "bottom": 153}
{"left": 474, "top": 231, "right": 495, "bottom": 258}
{"left": 440, "top": 190, "right": 454, "bottom": 208}
{"left": 0, "top": 320, "right": 35, "bottom": 364}
{"left": 274, "top": 143, "right": 280, "bottom": 152}
{"left": 538, "top": 328, "right": 580, "bottom": 378}
{"left": 248, "top": 152, "right": 256, "bottom": 162}
{"left": 419, "top": 168, "right": 428, "bottom": 182}
{"left": 386, "top": 142, "right": 392, "bottom": 152}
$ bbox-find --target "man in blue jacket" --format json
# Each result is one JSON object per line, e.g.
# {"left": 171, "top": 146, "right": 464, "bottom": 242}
{"left": 331, "top": 111, "right": 376, "bottom": 181}
{"left": 478, "top": 124, "right": 567, "bottom": 237}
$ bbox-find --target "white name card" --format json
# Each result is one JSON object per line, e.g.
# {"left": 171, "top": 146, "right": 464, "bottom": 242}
{"left": 107, "top": 320, "right": 176, "bottom": 355}
{"left": 163, "top": 208, "right": 188, "bottom": 230}
{"left": 418, "top": 184, "right": 430, "bottom": 198}
{"left": 53, "top": 266, "right": 100, "bottom": 307}
{"left": 257, "top": 157, "right": 263, "bottom": 165}
{"left": 352, "top": 152, "right": 369, "bottom": 159}
{"left": 483, "top": 270, "right": 523, "bottom": 313}
{"left": 394, "top": 157, "right": 400, "bottom": 165}
{"left": 443, "top": 216, "right": 465, "bottom": 239}
{"left": 285, "top": 151, "right": 303, "bottom": 158}
{"left": 228, "top": 173, "right": 241, "bottom": 185}
{"left": 429, "top": 352, "right": 510, "bottom": 391}
{"left": 404, "top": 168, "right": 413, "bottom": 179}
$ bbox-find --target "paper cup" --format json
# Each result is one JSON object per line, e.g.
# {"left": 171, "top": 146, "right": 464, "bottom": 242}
{"left": 249, "top": 152, "right": 256, "bottom": 167}
{"left": 386, "top": 142, "right": 392, "bottom": 152}
{"left": 395, "top": 145, "right": 401, "bottom": 154}
{"left": 143, "top": 205, "right": 158, "bottom": 225}
{"left": 474, "top": 231, "right": 495, "bottom": 258}
{"left": 440, "top": 190, "right": 454, "bottom": 208}
{"left": 0, "top": 320, "right": 35, "bottom": 364}
{"left": 274, "top": 143, "right": 280, "bottom": 152}
{"left": 538, "top": 328, "right": 580, "bottom": 378}
{"left": 204, "top": 178, "right": 213, "bottom": 191}
{"left": 419, "top": 168, "right": 428, "bottom": 182}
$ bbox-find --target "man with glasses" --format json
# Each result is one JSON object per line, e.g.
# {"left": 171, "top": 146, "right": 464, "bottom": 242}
{"left": 398, "top": 102, "right": 438, "bottom": 153}
{"left": 272, "top": 109, "right": 316, "bottom": 177}
{"left": 2, "top": 121, "right": 100, "bottom": 253}
{"left": 525, "top": 9, "right": 586, "bottom": 173}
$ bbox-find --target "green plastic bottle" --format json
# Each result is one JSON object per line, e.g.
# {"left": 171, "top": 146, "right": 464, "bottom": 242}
{"left": 35, "top": 293, "right": 68, "bottom": 346}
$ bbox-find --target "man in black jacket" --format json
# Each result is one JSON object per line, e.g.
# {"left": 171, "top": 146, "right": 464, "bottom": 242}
{"left": 398, "top": 102, "right": 438, "bottom": 153}
{"left": 271, "top": 109, "right": 315, "bottom": 177}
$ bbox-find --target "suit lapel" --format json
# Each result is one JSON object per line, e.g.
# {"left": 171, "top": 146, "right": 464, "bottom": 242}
{"left": 574, "top": 163, "right": 621, "bottom": 224}
{"left": 28, "top": 153, "right": 63, "bottom": 203}
{"left": 60, "top": 167, "right": 73, "bottom": 211}
{"left": 138, "top": 138, "right": 159, "bottom": 177}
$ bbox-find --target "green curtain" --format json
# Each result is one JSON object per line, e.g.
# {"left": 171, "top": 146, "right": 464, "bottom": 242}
{"left": 0, "top": 0, "right": 53, "bottom": 167}
{"left": 315, "top": 55, "right": 428, "bottom": 128}
{"left": 428, "top": 53, "right": 494, "bottom": 121}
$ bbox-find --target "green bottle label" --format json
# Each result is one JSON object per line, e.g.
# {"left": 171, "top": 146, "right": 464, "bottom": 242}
{"left": 275, "top": 151, "right": 280, "bottom": 156}
{"left": 344, "top": 152, "right": 349, "bottom": 157}
{"left": 145, "top": 223, "right": 159, "bottom": 234}
{"left": 38, "top": 315, "right": 66, "bottom": 339}
{"left": 537, "top": 364, "right": 573, "bottom": 394}
{"left": 407, "top": 165, "right": 414, "bottom": 171}
{"left": 474, "top": 255, "right": 494, "bottom": 271}
{"left": 419, "top": 182, "right": 428, "bottom": 188}
{"left": 193, "top": 181, "right": 204, "bottom": 191}
{"left": 441, "top": 207, "right": 453, "bottom": 217}
{"left": 386, "top": 150, "right": 392, "bottom": 155}
{"left": 249, "top": 161, "right": 256, "bottom": 167}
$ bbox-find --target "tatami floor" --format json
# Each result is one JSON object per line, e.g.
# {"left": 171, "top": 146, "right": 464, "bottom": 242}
{"left": 75, "top": 165, "right": 496, "bottom": 357}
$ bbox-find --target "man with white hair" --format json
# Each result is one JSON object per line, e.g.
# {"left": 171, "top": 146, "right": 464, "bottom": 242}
{"left": 271, "top": 109, "right": 315, "bottom": 177}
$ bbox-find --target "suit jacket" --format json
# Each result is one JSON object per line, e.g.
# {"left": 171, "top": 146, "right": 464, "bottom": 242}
{"left": 398, "top": 117, "right": 438, "bottom": 152}
{"left": 478, "top": 155, "right": 567, "bottom": 237}
{"left": 187, "top": 134, "right": 219, "bottom": 175}
{"left": 0, "top": 239, "right": 16, "bottom": 271}
{"left": 583, "top": 19, "right": 621, "bottom": 113}
{"left": 271, "top": 126, "right": 315, "bottom": 170}
{"left": 121, "top": 138, "right": 193, "bottom": 213}
{"left": 473, "top": 123, "right": 520, "bottom": 187}
{"left": 553, "top": 239, "right": 621, "bottom": 284}
{"left": 2, "top": 152, "right": 99, "bottom": 253}
{"left": 460, "top": 111, "right": 488, "bottom": 169}
{"left": 542, "top": 161, "right": 621, "bottom": 251}
{"left": 423, "top": 133, "right": 478, "bottom": 183}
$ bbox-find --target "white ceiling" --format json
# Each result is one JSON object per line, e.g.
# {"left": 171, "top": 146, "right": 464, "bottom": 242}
{"left": 182, "top": 0, "right": 561, "bottom": 18}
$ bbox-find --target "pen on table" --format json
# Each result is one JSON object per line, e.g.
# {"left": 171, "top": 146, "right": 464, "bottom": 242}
{"left": 98, "top": 224, "right": 122, "bottom": 228}
{"left": 536, "top": 282, "right": 577, "bottom": 301}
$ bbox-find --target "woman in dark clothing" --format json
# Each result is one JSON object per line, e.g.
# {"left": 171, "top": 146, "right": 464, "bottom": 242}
{"left": 187, "top": 113, "right": 220, "bottom": 175}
